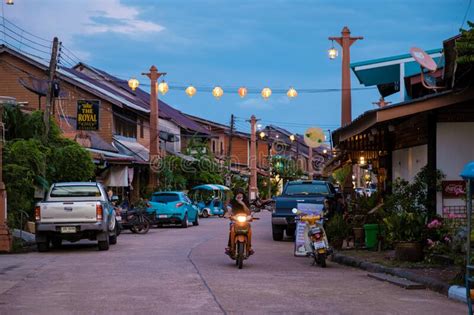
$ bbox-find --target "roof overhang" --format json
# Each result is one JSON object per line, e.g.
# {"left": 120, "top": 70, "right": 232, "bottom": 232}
{"left": 333, "top": 88, "right": 474, "bottom": 145}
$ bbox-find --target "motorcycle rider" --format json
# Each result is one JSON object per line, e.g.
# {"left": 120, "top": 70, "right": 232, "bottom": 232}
{"left": 225, "top": 188, "right": 254, "bottom": 256}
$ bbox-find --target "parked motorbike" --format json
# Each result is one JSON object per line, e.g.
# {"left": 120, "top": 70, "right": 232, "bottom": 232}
{"left": 250, "top": 197, "right": 275, "bottom": 212}
{"left": 228, "top": 214, "right": 259, "bottom": 269}
{"left": 292, "top": 208, "right": 330, "bottom": 267}
{"left": 120, "top": 207, "right": 151, "bottom": 234}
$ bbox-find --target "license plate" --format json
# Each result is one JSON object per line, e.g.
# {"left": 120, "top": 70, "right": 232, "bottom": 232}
{"left": 158, "top": 215, "right": 167, "bottom": 218}
{"left": 116, "top": 216, "right": 122, "bottom": 221}
{"left": 60, "top": 226, "right": 76, "bottom": 233}
{"left": 313, "top": 241, "right": 326, "bottom": 249}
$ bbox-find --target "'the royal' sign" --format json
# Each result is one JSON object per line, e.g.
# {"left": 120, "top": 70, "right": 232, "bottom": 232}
{"left": 77, "top": 100, "right": 99, "bottom": 131}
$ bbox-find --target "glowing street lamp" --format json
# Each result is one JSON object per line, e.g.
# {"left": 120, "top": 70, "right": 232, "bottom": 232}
{"left": 128, "top": 77, "right": 139, "bottom": 91}
{"left": 185, "top": 85, "right": 197, "bottom": 97}
{"left": 6, "top": 0, "right": 14, "bottom": 5}
{"left": 157, "top": 80, "right": 169, "bottom": 95}
{"left": 328, "top": 40, "right": 338, "bottom": 60}
{"left": 259, "top": 131, "right": 266, "bottom": 139}
{"left": 238, "top": 87, "right": 248, "bottom": 98}
{"left": 261, "top": 87, "right": 272, "bottom": 100}
{"left": 212, "top": 86, "right": 224, "bottom": 100}
{"left": 289, "top": 134, "right": 296, "bottom": 142}
{"left": 287, "top": 87, "right": 298, "bottom": 98}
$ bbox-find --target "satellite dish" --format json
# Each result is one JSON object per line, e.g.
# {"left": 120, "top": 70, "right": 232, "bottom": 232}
{"left": 304, "top": 127, "right": 324, "bottom": 148}
{"left": 410, "top": 47, "right": 437, "bottom": 72}
{"left": 409, "top": 47, "right": 444, "bottom": 90}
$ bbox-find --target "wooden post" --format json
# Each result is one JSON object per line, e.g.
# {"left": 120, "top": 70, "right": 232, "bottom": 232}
{"left": 329, "top": 27, "right": 363, "bottom": 127}
{"left": 144, "top": 66, "right": 164, "bottom": 191}
{"left": 0, "top": 103, "right": 11, "bottom": 252}
{"left": 43, "top": 37, "right": 59, "bottom": 143}
{"left": 249, "top": 115, "right": 258, "bottom": 200}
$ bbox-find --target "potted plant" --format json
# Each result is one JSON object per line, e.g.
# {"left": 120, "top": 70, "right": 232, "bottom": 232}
{"left": 325, "top": 214, "right": 351, "bottom": 250}
{"left": 383, "top": 167, "right": 444, "bottom": 262}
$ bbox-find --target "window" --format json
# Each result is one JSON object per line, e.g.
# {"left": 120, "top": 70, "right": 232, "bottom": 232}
{"left": 50, "top": 185, "right": 101, "bottom": 197}
{"left": 220, "top": 141, "right": 224, "bottom": 155}
{"left": 284, "top": 183, "right": 330, "bottom": 196}
{"left": 114, "top": 114, "right": 137, "bottom": 138}
{"left": 152, "top": 193, "right": 180, "bottom": 203}
{"left": 212, "top": 140, "right": 216, "bottom": 153}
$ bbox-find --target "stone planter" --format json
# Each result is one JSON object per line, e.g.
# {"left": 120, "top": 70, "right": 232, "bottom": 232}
{"left": 395, "top": 241, "right": 424, "bottom": 262}
{"left": 332, "top": 239, "right": 344, "bottom": 250}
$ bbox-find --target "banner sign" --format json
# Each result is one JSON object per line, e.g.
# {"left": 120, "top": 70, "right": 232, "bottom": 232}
{"left": 294, "top": 203, "right": 324, "bottom": 257}
{"left": 77, "top": 100, "right": 99, "bottom": 130}
{"left": 442, "top": 181, "right": 466, "bottom": 199}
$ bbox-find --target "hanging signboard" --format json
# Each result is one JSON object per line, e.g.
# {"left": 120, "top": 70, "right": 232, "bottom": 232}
{"left": 77, "top": 100, "right": 100, "bottom": 131}
{"left": 442, "top": 180, "right": 466, "bottom": 199}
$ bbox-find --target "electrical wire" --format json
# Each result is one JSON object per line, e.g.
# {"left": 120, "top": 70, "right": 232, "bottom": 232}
{"left": 460, "top": 0, "right": 473, "bottom": 30}
{"left": 3, "top": 16, "right": 51, "bottom": 43}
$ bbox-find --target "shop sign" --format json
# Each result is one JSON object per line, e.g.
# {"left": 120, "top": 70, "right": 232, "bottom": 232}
{"left": 77, "top": 100, "right": 99, "bottom": 130}
{"left": 442, "top": 180, "right": 466, "bottom": 199}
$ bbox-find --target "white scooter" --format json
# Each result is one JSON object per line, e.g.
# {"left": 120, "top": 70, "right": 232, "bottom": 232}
{"left": 292, "top": 208, "right": 331, "bottom": 267}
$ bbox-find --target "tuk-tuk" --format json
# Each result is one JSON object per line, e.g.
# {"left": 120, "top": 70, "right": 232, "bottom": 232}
{"left": 189, "top": 184, "right": 231, "bottom": 218}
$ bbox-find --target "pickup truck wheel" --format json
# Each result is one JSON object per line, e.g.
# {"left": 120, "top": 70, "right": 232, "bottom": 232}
{"left": 272, "top": 225, "right": 284, "bottom": 241}
{"left": 51, "top": 238, "right": 62, "bottom": 249}
{"left": 37, "top": 241, "right": 50, "bottom": 252}
{"left": 109, "top": 228, "right": 117, "bottom": 245}
{"left": 98, "top": 234, "right": 110, "bottom": 251}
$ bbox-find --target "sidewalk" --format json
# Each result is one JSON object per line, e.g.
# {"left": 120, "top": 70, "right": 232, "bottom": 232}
{"left": 331, "top": 249, "right": 462, "bottom": 297}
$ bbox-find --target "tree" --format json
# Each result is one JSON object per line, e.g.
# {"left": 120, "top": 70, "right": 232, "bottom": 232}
{"left": 456, "top": 21, "right": 474, "bottom": 65}
{"left": 270, "top": 155, "right": 303, "bottom": 186}
{"left": 48, "top": 143, "right": 95, "bottom": 182}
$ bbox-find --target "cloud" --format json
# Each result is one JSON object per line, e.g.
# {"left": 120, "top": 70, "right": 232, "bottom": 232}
{"left": 3, "top": 0, "right": 164, "bottom": 60}
{"left": 238, "top": 95, "right": 290, "bottom": 110}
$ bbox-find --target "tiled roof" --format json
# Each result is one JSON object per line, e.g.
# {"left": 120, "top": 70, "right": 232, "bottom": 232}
{"left": 72, "top": 64, "right": 211, "bottom": 135}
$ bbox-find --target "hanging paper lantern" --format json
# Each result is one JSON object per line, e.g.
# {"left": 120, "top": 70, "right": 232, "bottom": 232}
{"left": 304, "top": 127, "right": 325, "bottom": 148}
{"left": 261, "top": 87, "right": 272, "bottom": 100}
{"left": 287, "top": 87, "right": 298, "bottom": 98}
{"left": 185, "top": 85, "right": 197, "bottom": 97}
{"left": 212, "top": 86, "right": 224, "bottom": 100}
{"left": 157, "top": 80, "right": 169, "bottom": 95}
{"left": 128, "top": 77, "right": 139, "bottom": 91}
{"left": 238, "top": 87, "right": 248, "bottom": 98}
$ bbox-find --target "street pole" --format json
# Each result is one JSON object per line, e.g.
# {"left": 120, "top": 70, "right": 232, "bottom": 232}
{"left": 43, "top": 37, "right": 59, "bottom": 143}
{"left": 0, "top": 97, "right": 15, "bottom": 252}
{"left": 329, "top": 27, "right": 363, "bottom": 127}
{"left": 144, "top": 65, "right": 165, "bottom": 191}
{"left": 327, "top": 129, "right": 333, "bottom": 152}
{"left": 267, "top": 139, "right": 272, "bottom": 199}
{"left": 227, "top": 114, "right": 234, "bottom": 171}
{"left": 249, "top": 115, "right": 258, "bottom": 200}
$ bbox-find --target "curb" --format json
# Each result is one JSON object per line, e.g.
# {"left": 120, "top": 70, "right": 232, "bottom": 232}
{"left": 331, "top": 253, "right": 451, "bottom": 295}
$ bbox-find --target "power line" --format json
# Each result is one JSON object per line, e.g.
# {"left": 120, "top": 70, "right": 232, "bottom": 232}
{"left": 3, "top": 16, "right": 51, "bottom": 43}
{"left": 460, "top": 0, "right": 473, "bottom": 30}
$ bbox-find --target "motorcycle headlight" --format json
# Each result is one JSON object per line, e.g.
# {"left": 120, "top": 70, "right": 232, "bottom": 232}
{"left": 237, "top": 215, "right": 247, "bottom": 223}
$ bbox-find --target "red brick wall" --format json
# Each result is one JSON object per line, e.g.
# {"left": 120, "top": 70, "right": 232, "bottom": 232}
{"left": 0, "top": 53, "right": 114, "bottom": 143}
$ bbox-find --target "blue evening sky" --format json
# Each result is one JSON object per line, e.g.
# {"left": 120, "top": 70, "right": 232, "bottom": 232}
{"left": 2, "top": 0, "right": 472, "bottom": 134}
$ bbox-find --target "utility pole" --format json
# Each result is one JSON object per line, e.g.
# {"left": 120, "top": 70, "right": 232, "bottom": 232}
{"left": 308, "top": 146, "right": 314, "bottom": 180}
{"left": 43, "top": 37, "right": 59, "bottom": 143}
{"left": 329, "top": 27, "right": 363, "bottom": 127}
{"left": 144, "top": 65, "right": 165, "bottom": 191}
{"left": 248, "top": 115, "right": 258, "bottom": 200}
{"left": 227, "top": 114, "right": 235, "bottom": 171}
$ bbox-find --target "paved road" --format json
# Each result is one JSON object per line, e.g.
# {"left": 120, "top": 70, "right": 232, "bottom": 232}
{"left": 0, "top": 212, "right": 465, "bottom": 314}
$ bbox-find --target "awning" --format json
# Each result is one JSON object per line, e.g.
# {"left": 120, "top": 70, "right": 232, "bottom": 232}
{"left": 103, "top": 165, "right": 133, "bottom": 187}
{"left": 351, "top": 49, "right": 443, "bottom": 97}
{"left": 166, "top": 149, "right": 198, "bottom": 162}
{"left": 113, "top": 136, "right": 149, "bottom": 163}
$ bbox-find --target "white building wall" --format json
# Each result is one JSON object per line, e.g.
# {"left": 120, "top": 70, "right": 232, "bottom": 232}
{"left": 436, "top": 122, "right": 474, "bottom": 215}
{"left": 160, "top": 118, "right": 181, "bottom": 153}
{"left": 392, "top": 144, "right": 427, "bottom": 182}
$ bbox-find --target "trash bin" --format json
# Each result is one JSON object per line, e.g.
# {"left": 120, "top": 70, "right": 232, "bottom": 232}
{"left": 364, "top": 224, "right": 380, "bottom": 250}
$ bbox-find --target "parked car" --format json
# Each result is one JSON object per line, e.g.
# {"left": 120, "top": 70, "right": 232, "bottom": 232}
{"left": 35, "top": 182, "right": 118, "bottom": 252}
{"left": 272, "top": 180, "right": 336, "bottom": 241}
{"left": 147, "top": 192, "right": 199, "bottom": 228}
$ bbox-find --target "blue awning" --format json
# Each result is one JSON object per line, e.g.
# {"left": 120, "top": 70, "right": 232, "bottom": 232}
{"left": 351, "top": 48, "right": 443, "bottom": 87}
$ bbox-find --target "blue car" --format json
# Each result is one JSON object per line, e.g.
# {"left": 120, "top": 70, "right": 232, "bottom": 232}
{"left": 147, "top": 192, "right": 199, "bottom": 228}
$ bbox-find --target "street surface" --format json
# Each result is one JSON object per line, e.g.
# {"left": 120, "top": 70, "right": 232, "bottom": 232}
{"left": 0, "top": 212, "right": 465, "bottom": 314}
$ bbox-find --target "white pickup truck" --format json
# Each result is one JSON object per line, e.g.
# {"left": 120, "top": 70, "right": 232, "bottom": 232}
{"left": 35, "top": 182, "right": 118, "bottom": 252}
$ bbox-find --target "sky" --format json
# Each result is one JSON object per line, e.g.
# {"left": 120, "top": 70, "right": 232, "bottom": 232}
{"left": 1, "top": 0, "right": 472, "bottom": 135}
